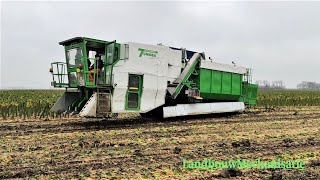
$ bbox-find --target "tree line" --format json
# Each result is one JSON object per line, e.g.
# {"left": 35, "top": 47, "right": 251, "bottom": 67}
{"left": 296, "top": 81, "right": 320, "bottom": 90}
{"left": 255, "top": 80, "right": 320, "bottom": 90}
{"left": 255, "top": 80, "right": 286, "bottom": 90}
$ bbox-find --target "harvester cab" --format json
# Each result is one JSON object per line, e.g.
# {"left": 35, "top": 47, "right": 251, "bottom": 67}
{"left": 50, "top": 37, "right": 258, "bottom": 118}
{"left": 50, "top": 37, "right": 117, "bottom": 88}
{"left": 50, "top": 37, "right": 118, "bottom": 115}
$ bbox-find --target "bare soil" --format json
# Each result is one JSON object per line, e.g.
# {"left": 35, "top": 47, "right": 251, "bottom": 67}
{"left": 0, "top": 107, "right": 319, "bottom": 179}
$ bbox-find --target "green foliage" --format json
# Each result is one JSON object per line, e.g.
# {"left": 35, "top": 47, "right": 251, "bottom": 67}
{"left": 257, "top": 89, "right": 320, "bottom": 107}
{"left": 0, "top": 90, "right": 64, "bottom": 120}
{"left": 1, "top": 89, "right": 320, "bottom": 120}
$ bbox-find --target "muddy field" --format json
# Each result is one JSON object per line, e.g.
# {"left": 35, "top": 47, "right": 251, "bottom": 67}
{"left": 0, "top": 107, "right": 319, "bottom": 179}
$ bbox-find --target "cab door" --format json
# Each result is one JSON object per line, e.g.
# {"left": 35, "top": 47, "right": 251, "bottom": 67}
{"left": 103, "top": 41, "right": 116, "bottom": 86}
{"left": 65, "top": 44, "right": 83, "bottom": 87}
{"left": 126, "top": 74, "right": 143, "bottom": 110}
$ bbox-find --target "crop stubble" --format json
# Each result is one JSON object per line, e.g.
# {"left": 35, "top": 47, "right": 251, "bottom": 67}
{"left": 0, "top": 107, "right": 319, "bottom": 179}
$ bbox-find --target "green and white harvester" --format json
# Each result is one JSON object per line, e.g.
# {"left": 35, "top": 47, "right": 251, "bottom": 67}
{"left": 50, "top": 37, "right": 258, "bottom": 118}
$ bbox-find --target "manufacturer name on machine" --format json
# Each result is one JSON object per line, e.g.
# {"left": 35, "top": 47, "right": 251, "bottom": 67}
{"left": 138, "top": 48, "right": 158, "bottom": 58}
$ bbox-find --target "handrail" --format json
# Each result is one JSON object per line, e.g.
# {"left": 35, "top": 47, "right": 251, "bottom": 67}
{"left": 51, "top": 62, "right": 68, "bottom": 87}
{"left": 83, "top": 57, "right": 112, "bottom": 87}
{"left": 52, "top": 56, "right": 112, "bottom": 88}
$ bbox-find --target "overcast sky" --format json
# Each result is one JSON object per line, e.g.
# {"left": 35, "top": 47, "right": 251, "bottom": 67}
{"left": 1, "top": 1, "right": 320, "bottom": 89}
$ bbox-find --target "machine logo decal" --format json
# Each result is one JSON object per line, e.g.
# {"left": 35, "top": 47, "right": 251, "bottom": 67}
{"left": 138, "top": 48, "right": 158, "bottom": 58}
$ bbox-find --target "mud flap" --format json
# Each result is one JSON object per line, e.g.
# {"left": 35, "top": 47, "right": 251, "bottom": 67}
{"left": 50, "top": 92, "right": 81, "bottom": 113}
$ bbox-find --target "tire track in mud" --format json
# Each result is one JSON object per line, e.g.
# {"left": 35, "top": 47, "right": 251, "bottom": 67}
{"left": 1, "top": 110, "right": 320, "bottom": 137}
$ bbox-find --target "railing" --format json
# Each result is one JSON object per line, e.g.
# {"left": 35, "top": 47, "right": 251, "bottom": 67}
{"left": 51, "top": 57, "right": 112, "bottom": 88}
{"left": 243, "top": 68, "right": 253, "bottom": 84}
{"left": 83, "top": 57, "right": 112, "bottom": 87}
{"left": 83, "top": 58, "right": 104, "bottom": 87}
{"left": 51, "top": 62, "right": 69, "bottom": 87}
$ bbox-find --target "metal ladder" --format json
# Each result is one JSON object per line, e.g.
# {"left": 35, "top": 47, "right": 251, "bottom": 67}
{"left": 96, "top": 89, "right": 111, "bottom": 117}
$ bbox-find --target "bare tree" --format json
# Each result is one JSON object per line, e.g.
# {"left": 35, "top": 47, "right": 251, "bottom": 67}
{"left": 256, "top": 80, "right": 286, "bottom": 89}
{"left": 272, "top": 80, "right": 285, "bottom": 89}
{"left": 297, "top": 81, "right": 320, "bottom": 90}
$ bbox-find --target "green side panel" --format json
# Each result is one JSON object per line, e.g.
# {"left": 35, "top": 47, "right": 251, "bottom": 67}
{"left": 200, "top": 93, "right": 240, "bottom": 101}
{"left": 199, "top": 69, "right": 242, "bottom": 101}
{"left": 240, "top": 83, "right": 258, "bottom": 105}
{"left": 247, "top": 84, "right": 258, "bottom": 105}
{"left": 211, "top": 70, "right": 222, "bottom": 94}
{"left": 199, "top": 69, "right": 211, "bottom": 93}
{"left": 232, "top": 74, "right": 242, "bottom": 95}
{"left": 222, "top": 72, "right": 232, "bottom": 94}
